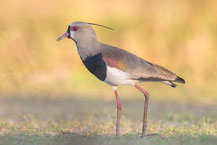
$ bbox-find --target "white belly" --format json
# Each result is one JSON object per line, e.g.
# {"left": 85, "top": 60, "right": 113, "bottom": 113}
{"left": 104, "top": 66, "right": 138, "bottom": 86}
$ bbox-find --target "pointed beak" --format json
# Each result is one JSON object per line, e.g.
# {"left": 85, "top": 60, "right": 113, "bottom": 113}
{"left": 57, "top": 32, "right": 69, "bottom": 41}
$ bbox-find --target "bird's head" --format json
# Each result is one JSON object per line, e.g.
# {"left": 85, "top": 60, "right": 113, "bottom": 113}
{"left": 57, "top": 21, "right": 113, "bottom": 43}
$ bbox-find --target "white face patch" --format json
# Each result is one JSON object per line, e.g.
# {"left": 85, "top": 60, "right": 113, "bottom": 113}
{"left": 104, "top": 66, "right": 138, "bottom": 86}
{"left": 70, "top": 31, "right": 75, "bottom": 39}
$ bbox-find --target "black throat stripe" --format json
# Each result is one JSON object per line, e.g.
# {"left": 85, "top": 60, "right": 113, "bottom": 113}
{"left": 67, "top": 25, "right": 71, "bottom": 38}
{"left": 82, "top": 53, "right": 107, "bottom": 81}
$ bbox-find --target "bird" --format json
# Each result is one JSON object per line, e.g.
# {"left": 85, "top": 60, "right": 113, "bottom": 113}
{"left": 57, "top": 21, "right": 185, "bottom": 137}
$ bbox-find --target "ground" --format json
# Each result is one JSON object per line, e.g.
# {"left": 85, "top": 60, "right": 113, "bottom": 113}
{"left": 0, "top": 95, "right": 216, "bottom": 145}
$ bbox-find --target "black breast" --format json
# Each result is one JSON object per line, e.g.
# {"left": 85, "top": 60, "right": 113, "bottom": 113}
{"left": 82, "top": 53, "right": 107, "bottom": 81}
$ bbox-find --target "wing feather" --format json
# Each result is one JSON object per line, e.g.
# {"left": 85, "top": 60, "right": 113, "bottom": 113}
{"left": 101, "top": 44, "right": 183, "bottom": 83}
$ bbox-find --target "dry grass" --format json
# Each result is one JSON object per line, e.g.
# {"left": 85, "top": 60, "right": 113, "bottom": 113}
{"left": 0, "top": 0, "right": 217, "bottom": 144}
{"left": 0, "top": 95, "right": 216, "bottom": 145}
{"left": 0, "top": 0, "right": 217, "bottom": 99}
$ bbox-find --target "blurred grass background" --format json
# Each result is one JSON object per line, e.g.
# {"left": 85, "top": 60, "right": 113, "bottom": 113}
{"left": 0, "top": 0, "right": 217, "bottom": 103}
{"left": 0, "top": 0, "right": 217, "bottom": 144}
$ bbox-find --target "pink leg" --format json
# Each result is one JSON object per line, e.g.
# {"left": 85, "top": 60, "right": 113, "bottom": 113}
{"left": 114, "top": 89, "right": 122, "bottom": 136}
{"left": 135, "top": 84, "right": 149, "bottom": 137}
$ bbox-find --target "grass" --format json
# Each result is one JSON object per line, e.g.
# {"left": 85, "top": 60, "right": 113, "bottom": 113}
{"left": 0, "top": 134, "right": 216, "bottom": 145}
{"left": 0, "top": 0, "right": 217, "bottom": 144}
{"left": 1, "top": 0, "right": 217, "bottom": 97}
{"left": 0, "top": 95, "right": 216, "bottom": 145}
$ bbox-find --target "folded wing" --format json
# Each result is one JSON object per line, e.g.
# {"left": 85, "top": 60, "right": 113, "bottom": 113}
{"left": 101, "top": 45, "right": 185, "bottom": 87}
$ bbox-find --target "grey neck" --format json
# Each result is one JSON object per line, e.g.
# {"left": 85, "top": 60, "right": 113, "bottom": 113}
{"left": 75, "top": 40, "right": 102, "bottom": 60}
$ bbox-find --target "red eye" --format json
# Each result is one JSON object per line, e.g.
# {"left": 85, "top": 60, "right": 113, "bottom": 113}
{"left": 71, "top": 26, "right": 79, "bottom": 31}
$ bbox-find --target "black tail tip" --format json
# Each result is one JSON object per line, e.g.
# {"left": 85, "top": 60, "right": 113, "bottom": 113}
{"left": 171, "top": 83, "right": 177, "bottom": 88}
{"left": 175, "top": 76, "right": 185, "bottom": 84}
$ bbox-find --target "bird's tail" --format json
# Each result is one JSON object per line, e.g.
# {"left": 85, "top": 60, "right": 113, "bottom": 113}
{"left": 175, "top": 76, "right": 185, "bottom": 84}
{"left": 161, "top": 81, "right": 177, "bottom": 88}
{"left": 161, "top": 76, "right": 185, "bottom": 88}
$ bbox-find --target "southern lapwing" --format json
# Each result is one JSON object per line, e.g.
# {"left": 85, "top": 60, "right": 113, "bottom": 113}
{"left": 57, "top": 21, "right": 185, "bottom": 137}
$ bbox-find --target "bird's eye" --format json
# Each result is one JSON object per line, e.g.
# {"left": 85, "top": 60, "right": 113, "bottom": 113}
{"left": 71, "top": 26, "right": 79, "bottom": 31}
